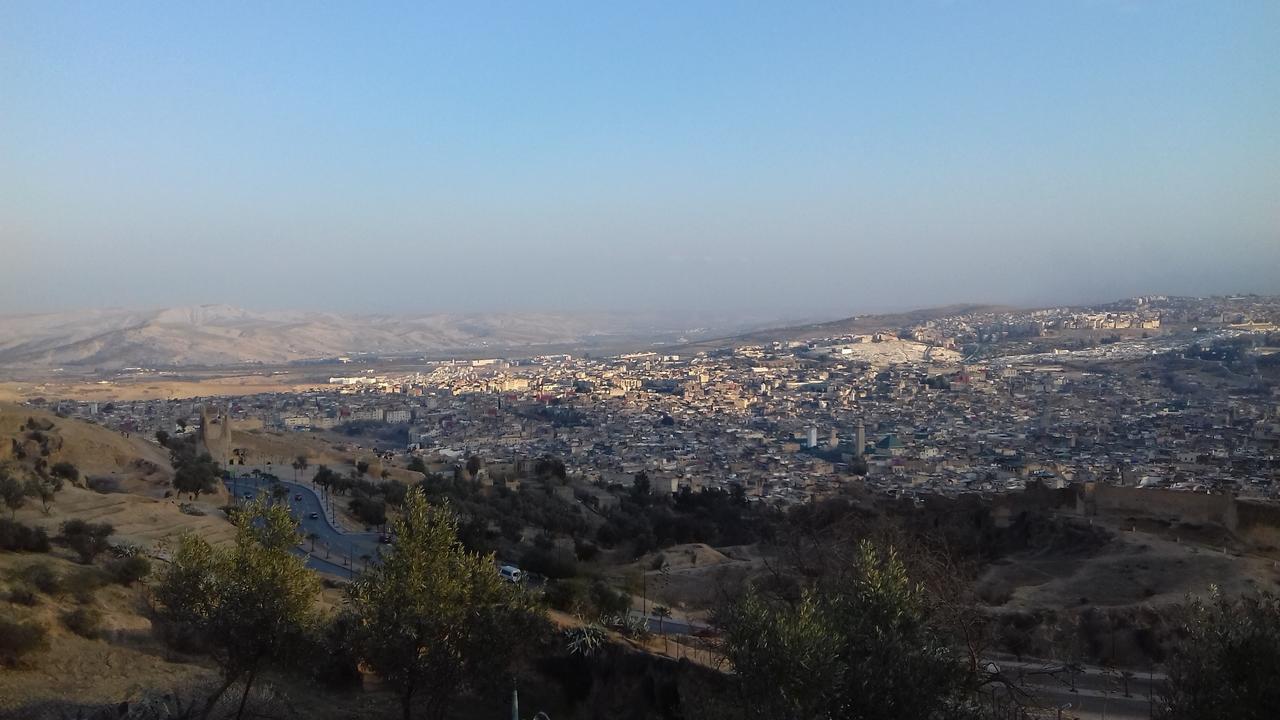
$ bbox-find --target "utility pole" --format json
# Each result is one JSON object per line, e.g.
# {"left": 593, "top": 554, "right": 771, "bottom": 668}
{"left": 1152, "top": 666, "right": 1162, "bottom": 712}
{"left": 642, "top": 570, "right": 647, "bottom": 617}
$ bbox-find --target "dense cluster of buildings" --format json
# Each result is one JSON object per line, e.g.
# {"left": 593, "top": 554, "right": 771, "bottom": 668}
{"left": 36, "top": 296, "right": 1280, "bottom": 507}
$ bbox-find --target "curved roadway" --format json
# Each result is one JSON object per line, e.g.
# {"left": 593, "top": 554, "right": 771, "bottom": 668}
{"left": 224, "top": 473, "right": 382, "bottom": 577}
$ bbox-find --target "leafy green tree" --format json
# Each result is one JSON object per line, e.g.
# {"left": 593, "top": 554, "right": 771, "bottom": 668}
{"left": 172, "top": 447, "right": 222, "bottom": 500}
{"left": 291, "top": 454, "right": 309, "bottom": 482}
{"left": 24, "top": 476, "right": 61, "bottom": 514}
{"left": 588, "top": 580, "right": 630, "bottom": 620}
{"left": 631, "top": 471, "right": 651, "bottom": 500}
{"left": 313, "top": 464, "right": 338, "bottom": 491}
{"left": 713, "top": 540, "right": 977, "bottom": 720}
{"left": 1157, "top": 587, "right": 1280, "bottom": 720}
{"left": 60, "top": 520, "right": 113, "bottom": 564}
{"left": 349, "top": 495, "right": 387, "bottom": 526}
{"left": 346, "top": 487, "right": 542, "bottom": 720}
{"left": 107, "top": 554, "right": 152, "bottom": 586}
{"left": 49, "top": 461, "right": 79, "bottom": 484}
{"left": 153, "top": 500, "right": 319, "bottom": 720}
{"left": 1, "top": 473, "right": 26, "bottom": 519}
{"left": 383, "top": 479, "right": 408, "bottom": 507}
{"left": 407, "top": 456, "right": 427, "bottom": 474}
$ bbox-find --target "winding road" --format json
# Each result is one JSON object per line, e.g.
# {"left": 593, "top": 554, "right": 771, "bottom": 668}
{"left": 224, "top": 473, "right": 382, "bottom": 577}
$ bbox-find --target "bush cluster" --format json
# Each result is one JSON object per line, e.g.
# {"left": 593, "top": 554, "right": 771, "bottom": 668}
{"left": 0, "top": 617, "right": 49, "bottom": 666}
{"left": 60, "top": 519, "right": 114, "bottom": 564}
{"left": 64, "top": 567, "right": 109, "bottom": 604}
{"left": 19, "top": 562, "right": 62, "bottom": 594}
{"left": 0, "top": 519, "right": 52, "bottom": 552}
{"left": 543, "top": 578, "right": 631, "bottom": 619}
{"left": 6, "top": 584, "right": 39, "bottom": 606}
{"left": 61, "top": 607, "right": 103, "bottom": 639}
{"left": 595, "top": 484, "right": 776, "bottom": 557}
{"left": 519, "top": 546, "right": 579, "bottom": 580}
{"left": 107, "top": 555, "right": 152, "bottom": 586}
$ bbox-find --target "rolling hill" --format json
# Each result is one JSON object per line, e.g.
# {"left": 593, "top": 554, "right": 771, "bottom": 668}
{"left": 0, "top": 306, "right": 733, "bottom": 370}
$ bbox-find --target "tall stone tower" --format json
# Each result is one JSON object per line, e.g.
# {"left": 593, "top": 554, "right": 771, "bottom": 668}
{"left": 855, "top": 420, "right": 866, "bottom": 458}
{"left": 197, "top": 404, "right": 233, "bottom": 465}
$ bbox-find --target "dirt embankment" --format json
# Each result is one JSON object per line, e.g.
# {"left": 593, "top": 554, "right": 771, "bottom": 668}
{"left": 0, "top": 551, "right": 216, "bottom": 714}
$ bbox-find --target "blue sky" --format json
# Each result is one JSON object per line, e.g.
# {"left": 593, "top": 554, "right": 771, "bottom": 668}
{"left": 2, "top": 1, "right": 1277, "bottom": 317}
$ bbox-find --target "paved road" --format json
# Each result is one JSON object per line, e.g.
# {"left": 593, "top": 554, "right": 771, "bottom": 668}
{"left": 224, "top": 474, "right": 382, "bottom": 577}
{"left": 978, "top": 657, "right": 1160, "bottom": 719}
{"left": 628, "top": 610, "right": 711, "bottom": 637}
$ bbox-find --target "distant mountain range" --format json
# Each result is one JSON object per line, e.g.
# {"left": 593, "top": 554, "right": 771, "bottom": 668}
{"left": 0, "top": 303, "right": 1027, "bottom": 371}
{"left": 0, "top": 305, "right": 798, "bottom": 370}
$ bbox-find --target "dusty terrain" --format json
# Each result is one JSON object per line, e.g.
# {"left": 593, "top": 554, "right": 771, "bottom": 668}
{"left": 615, "top": 543, "right": 769, "bottom": 624}
{"left": 0, "top": 403, "right": 173, "bottom": 487}
{"left": 979, "top": 516, "right": 1280, "bottom": 612}
{"left": 0, "top": 552, "right": 217, "bottom": 714}
{"left": 16, "top": 486, "right": 236, "bottom": 552}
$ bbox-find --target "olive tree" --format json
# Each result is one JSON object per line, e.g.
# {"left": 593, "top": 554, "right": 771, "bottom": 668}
{"left": 153, "top": 500, "right": 319, "bottom": 720}
{"left": 346, "top": 487, "right": 541, "bottom": 720}
{"left": 1157, "top": 587, "right": 1280, "bottom": 720}
{"left": 170, "top": 442, "right": 222, "bottom": 500}
{"left": 713, "top": 540, "right": 979, "bottom": 720}
{"left": 0, "top": 472, "right": 26, "bottom": 519}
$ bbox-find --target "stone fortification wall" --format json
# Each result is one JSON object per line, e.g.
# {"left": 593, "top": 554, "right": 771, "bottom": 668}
{"left": 1079, "top": 483, "right": 1238, "bottom": 531}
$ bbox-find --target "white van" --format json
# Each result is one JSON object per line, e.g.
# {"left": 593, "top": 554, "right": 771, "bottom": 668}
{"left": 499, "top": 565, "right": 522, "bottom": 583}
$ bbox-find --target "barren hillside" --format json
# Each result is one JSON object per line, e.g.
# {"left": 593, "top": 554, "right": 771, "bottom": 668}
{"left": 0, "top": 306, "right": 725, "bottom": 370}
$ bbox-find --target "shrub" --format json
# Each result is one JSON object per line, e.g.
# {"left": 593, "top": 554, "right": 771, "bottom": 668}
{"left": 310, "top": 614, "right": 363, "bottom": 690}
{"left": 348, "top": 496, "right": 387, "bottom": 527}
{"left": 615, "top": 613, "right": 650, "bottom": 639}
{"left": 49, "top": 461, "right": 80, "bottom": 484}
{"left": 155, "top": 618, "right": 208, "bottom": 656}
{"left": 107, "top": 555, "right": 152, "bottom": 586}
{"left": 0, "top": 617, "right": 49, "bottom": 666}
{"left": 976, "top": 581, "right": 1013, "bottom": 606}
{"left": 20, "top": 563, "right": 62, "bottom": 594}
{"left": 7, "top": 584, "right": 39, "bottom": 606}
{"left": 87, "top": 476, "right": 124, "bottom": 494}
{"left": 520, "top": 546, "right": 579, "bottom": 580}
{"left": 0, "top": 519, "right": 52, "bottom": 552}
{"left": 62, "top": 607, "right": 102, "bottom": 639}
{"left": 60, "top": 519, "right": 114, "bottom": 564}
{"left": 589, "top": 580, "right": 631, "bottom": 619}
{"left": 574, "top": 540, "right": 600, "bottom": 562}
{"left": 65, "top": 568, "right": 109, "bottom": 604}
{"left": 544, "top": 578, "right": 590, "bottom": 614}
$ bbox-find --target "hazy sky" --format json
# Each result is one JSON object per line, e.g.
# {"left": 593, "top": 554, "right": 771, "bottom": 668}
{"left": 2, "top": 1, "right": 1277, "bottom": 318}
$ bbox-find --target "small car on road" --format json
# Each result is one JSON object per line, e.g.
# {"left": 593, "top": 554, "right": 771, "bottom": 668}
{"left": 294, "top": 493, "right": 303, "bottom": 501}
{"left": 309, "top": 512, "right": 319, "bottom": 520}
